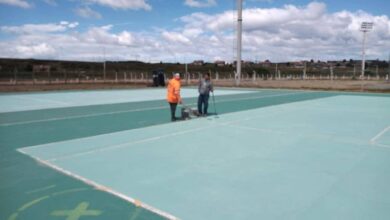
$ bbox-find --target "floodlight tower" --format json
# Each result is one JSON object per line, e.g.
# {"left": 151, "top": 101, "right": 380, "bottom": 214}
{"left": 235, "top": 0, "right": 243, "bottom": 86}
{"left": 360, "top": 22, "right": 373, "bottom": 78}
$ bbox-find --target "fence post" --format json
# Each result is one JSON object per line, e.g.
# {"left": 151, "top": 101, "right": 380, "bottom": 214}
{"left": 14, "top": 68, "right": 18, "bottom": 85}
{"left": 48, "top": 68, "right": 51, "bottom": 84}
{"left": 32, "top": 71, "right": 35, "bottom": 85}
{"left": 330, "top": 65, "right": 334, "bottom": 81}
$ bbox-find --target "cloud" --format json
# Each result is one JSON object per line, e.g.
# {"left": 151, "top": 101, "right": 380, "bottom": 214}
{"left": 85, "top": 0, "right": 151, "bottom": 10}
{"left": 75, "top": 7, "right": 102, "bottom": 19}
{"left": 162, "top": 31, "right": 191, "bottom": 44}
{"left": 0, "top": 0, "right": 31, "bottom": 8}
{"left": 0, "top": 2, "right": 389, "bottom": 62}
{"left": 184, "top": 0, "right": 216, "bottom": 8}
{"left": 1, "top": 22, "right": 79, "bottom": 34}
{"left": 178, "top": 2, "right": 390, "bottom": 61}
{"left": 15, "top": 43, "right": 56, "bottom": 57}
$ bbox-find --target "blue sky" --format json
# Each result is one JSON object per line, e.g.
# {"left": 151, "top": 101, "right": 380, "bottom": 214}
{"left": 0, "top": 0, "right": 389, "bottom": 62}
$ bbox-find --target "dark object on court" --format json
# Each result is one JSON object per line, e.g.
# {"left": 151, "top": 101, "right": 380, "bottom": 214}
{"left": 158, "top": 70, "right": 165, "bottom": 86}
{"left": 181, "top": 107, "right": 190, "bottom": 120}
{"left": 181, "top": 106, "right": 200, "bottom": 120}
{"left": 152, "top": 70, "right": 159, "bottom": 87}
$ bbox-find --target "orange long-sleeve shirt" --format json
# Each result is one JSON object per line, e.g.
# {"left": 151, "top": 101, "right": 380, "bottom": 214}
{"left": 166, "top": 78, "right": 181, "bottom": 103}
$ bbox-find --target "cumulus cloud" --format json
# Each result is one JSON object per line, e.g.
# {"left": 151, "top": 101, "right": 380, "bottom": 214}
{"left": 162, "top": 31, "right": 191, "bottom": 44}
{"left": 85, "top": 0, "right": 151, "bottom": 10}
{"left": 1, "top": 22, "right": 79, "bottom": 34}
{"left": 82, "top": 25, "right": 135, "bottom": 46}
{"left": 15, "top": 43, "right": 56, "bottom": 57}
{"left": 178, "top": 2, "right": 390, "bottom": 61}
{"left": 75, "top": 7, "right": 102, "bottom": 19}
{"left": 0, "top": 0, "right": 31, "bottom": 8}
{"left": 0, "top": 2, "right": 389, "bottom": 62}
{"left": 184, "top": 0, "right": 216, "bottom": 8}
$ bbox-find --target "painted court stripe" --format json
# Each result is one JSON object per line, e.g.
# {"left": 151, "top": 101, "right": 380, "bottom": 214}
{"left": 374, "top": 143, "right": 390, "bottom": 149}
{"left": 26, "top": 184, "right": 56, "bottom": 194}
{"left": 19, "top": 99, "right": 311, "bottom": 156}
{"left": 226, "top": 124, "right": 374, "bottom": 148}
{"left": 0, "top": 106, "right": 168, "bottom": 126}
{"left": 22, "top": 106, "right": 297, "bottom": 162}
{"left": 370, "top": 126, "right": 390, "bottom": 144}
{"left": 15, "top": 96, "right": 70, "bottom": 105}
{"left": 17, "top": 148, "right": 179, "bottom": 220}
{"left": 0, "top": 91, "right": 311, "bottom": 127}
{"left": 47, "top": 124, "right": 218, "bottom": 162}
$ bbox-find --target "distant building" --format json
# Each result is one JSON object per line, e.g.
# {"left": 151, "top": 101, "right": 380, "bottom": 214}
{"left": 232, "top": 60, "right": 244, "bottom": 67}
{"left": 327, "top": 61, "right": 347, "bottom": 68}
{"left": 292, "top": 61, "right": 304, "bottom": 68}
{"left": 244, "top": 61, "right": 255, "bottom": 66}
{"left": 33, "top": 64, "right": 51, "bottom": 73}
{"left": 260, "top": 60, "right": 272, "bottom": 67}
{"left": 312, "top": 61, "right": 327, "bottom": 69}
{"left": 214, "top": 60, "right": 225, "bottom": 66}
{"left": 192, "top": 60, "right": 204, "bottom": 66}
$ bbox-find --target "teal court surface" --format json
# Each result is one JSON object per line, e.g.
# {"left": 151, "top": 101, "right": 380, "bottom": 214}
{"left": 1, "top": 88, "right": 390, "bottom": 220}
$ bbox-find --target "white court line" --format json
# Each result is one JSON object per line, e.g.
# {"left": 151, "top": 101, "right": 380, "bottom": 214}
{"left": 370, "top": 126, "right": 390, "bottom": 144}
{"left": 225, "top": 123, "right": 377, "bottom": 148}
{"left": 17, "top": 148, "right": 179, "bottom": 220}
{"left": 47, "top": 124, "right": 217, "bottom": 162}
{"left": 19, "top": 103, "right": 294, "bottom": 158}
{"left": 14, "top": 96, "right": 71, "bottom": 105}
{"left": 0, "top": 106, "right": 168, "bottom": 127}
{"left": 16, "top": 106, "right": 300, "bottom": 219}
{"left": 1, "top": 91, "right": 313, "bottom": 127}
{"left": 373, "top": 143, "right": 390, "bottom": 149}
{"left": 23, "top": 106, "right": 298, "bottom": 162}
{"left": 19, "top": 94, "right": 318, "bottom": 155}
{"left": 225, "top": 124, "right": 284, "bottom": 134}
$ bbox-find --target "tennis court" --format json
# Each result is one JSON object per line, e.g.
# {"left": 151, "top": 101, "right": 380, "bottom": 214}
{"left": 1, "top": 88, "right": 390, "bottom": 220}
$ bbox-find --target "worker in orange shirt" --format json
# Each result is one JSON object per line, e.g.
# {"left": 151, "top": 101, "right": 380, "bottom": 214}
{"left": 167, "top": 73, "right": 182, "bottom": 121}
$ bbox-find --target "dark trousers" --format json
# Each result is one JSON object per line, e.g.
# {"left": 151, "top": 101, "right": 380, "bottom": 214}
{"left": 169, "top": 102, "right": 178, "bottom": 121}
{"left": 198, "top": 94, "right": 209, "bottom": 115}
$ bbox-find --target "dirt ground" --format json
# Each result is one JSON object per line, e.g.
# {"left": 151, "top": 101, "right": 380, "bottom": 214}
{"left": 0, "top": 80, "right": 389, "bottom": 93}
{"left": 213, "top": 79, "right": 390, "bottom": 93}
{"left": 0, "top": 82, "right": 148, "bottom": 92}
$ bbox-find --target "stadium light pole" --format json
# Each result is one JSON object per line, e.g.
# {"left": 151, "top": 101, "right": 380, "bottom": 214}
{"left": 360, "top": 22, "right": 373, "bottom": 78}
{"left": 388, "top": 53, "right": 390, "bottom": 81}
{"left": 235, "top": 0, "right": 243, "bottom": 86}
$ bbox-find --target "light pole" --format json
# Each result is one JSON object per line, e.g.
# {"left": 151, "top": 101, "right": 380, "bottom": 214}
{"left": 235, "top": 0, "right": 243, "bottom": 86}
{"left": 360, "top": 22, "right": 373, "bottom": 78}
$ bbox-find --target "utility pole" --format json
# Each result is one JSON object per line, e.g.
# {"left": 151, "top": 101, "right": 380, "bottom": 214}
{"left": 235, "top": 0, "right": 243, "bottom": 86}
{"left": 360, "top": 22, "right": 373, "bottom": 78}
{"left": 103, "top": 47, "right": 106, "bottom": 82}
{"left": 387, "top": 53, "right": 390, "bottom": 81}
{"left": 275, "top": 63, "right": 279, "bottom": 79}
{"left": 185, "top": 62, "right": 189, "bottom": 85}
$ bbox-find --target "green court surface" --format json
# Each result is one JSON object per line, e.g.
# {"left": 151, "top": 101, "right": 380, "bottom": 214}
{"left": 1, "top": 88, "right": 390, "bottom": 220}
